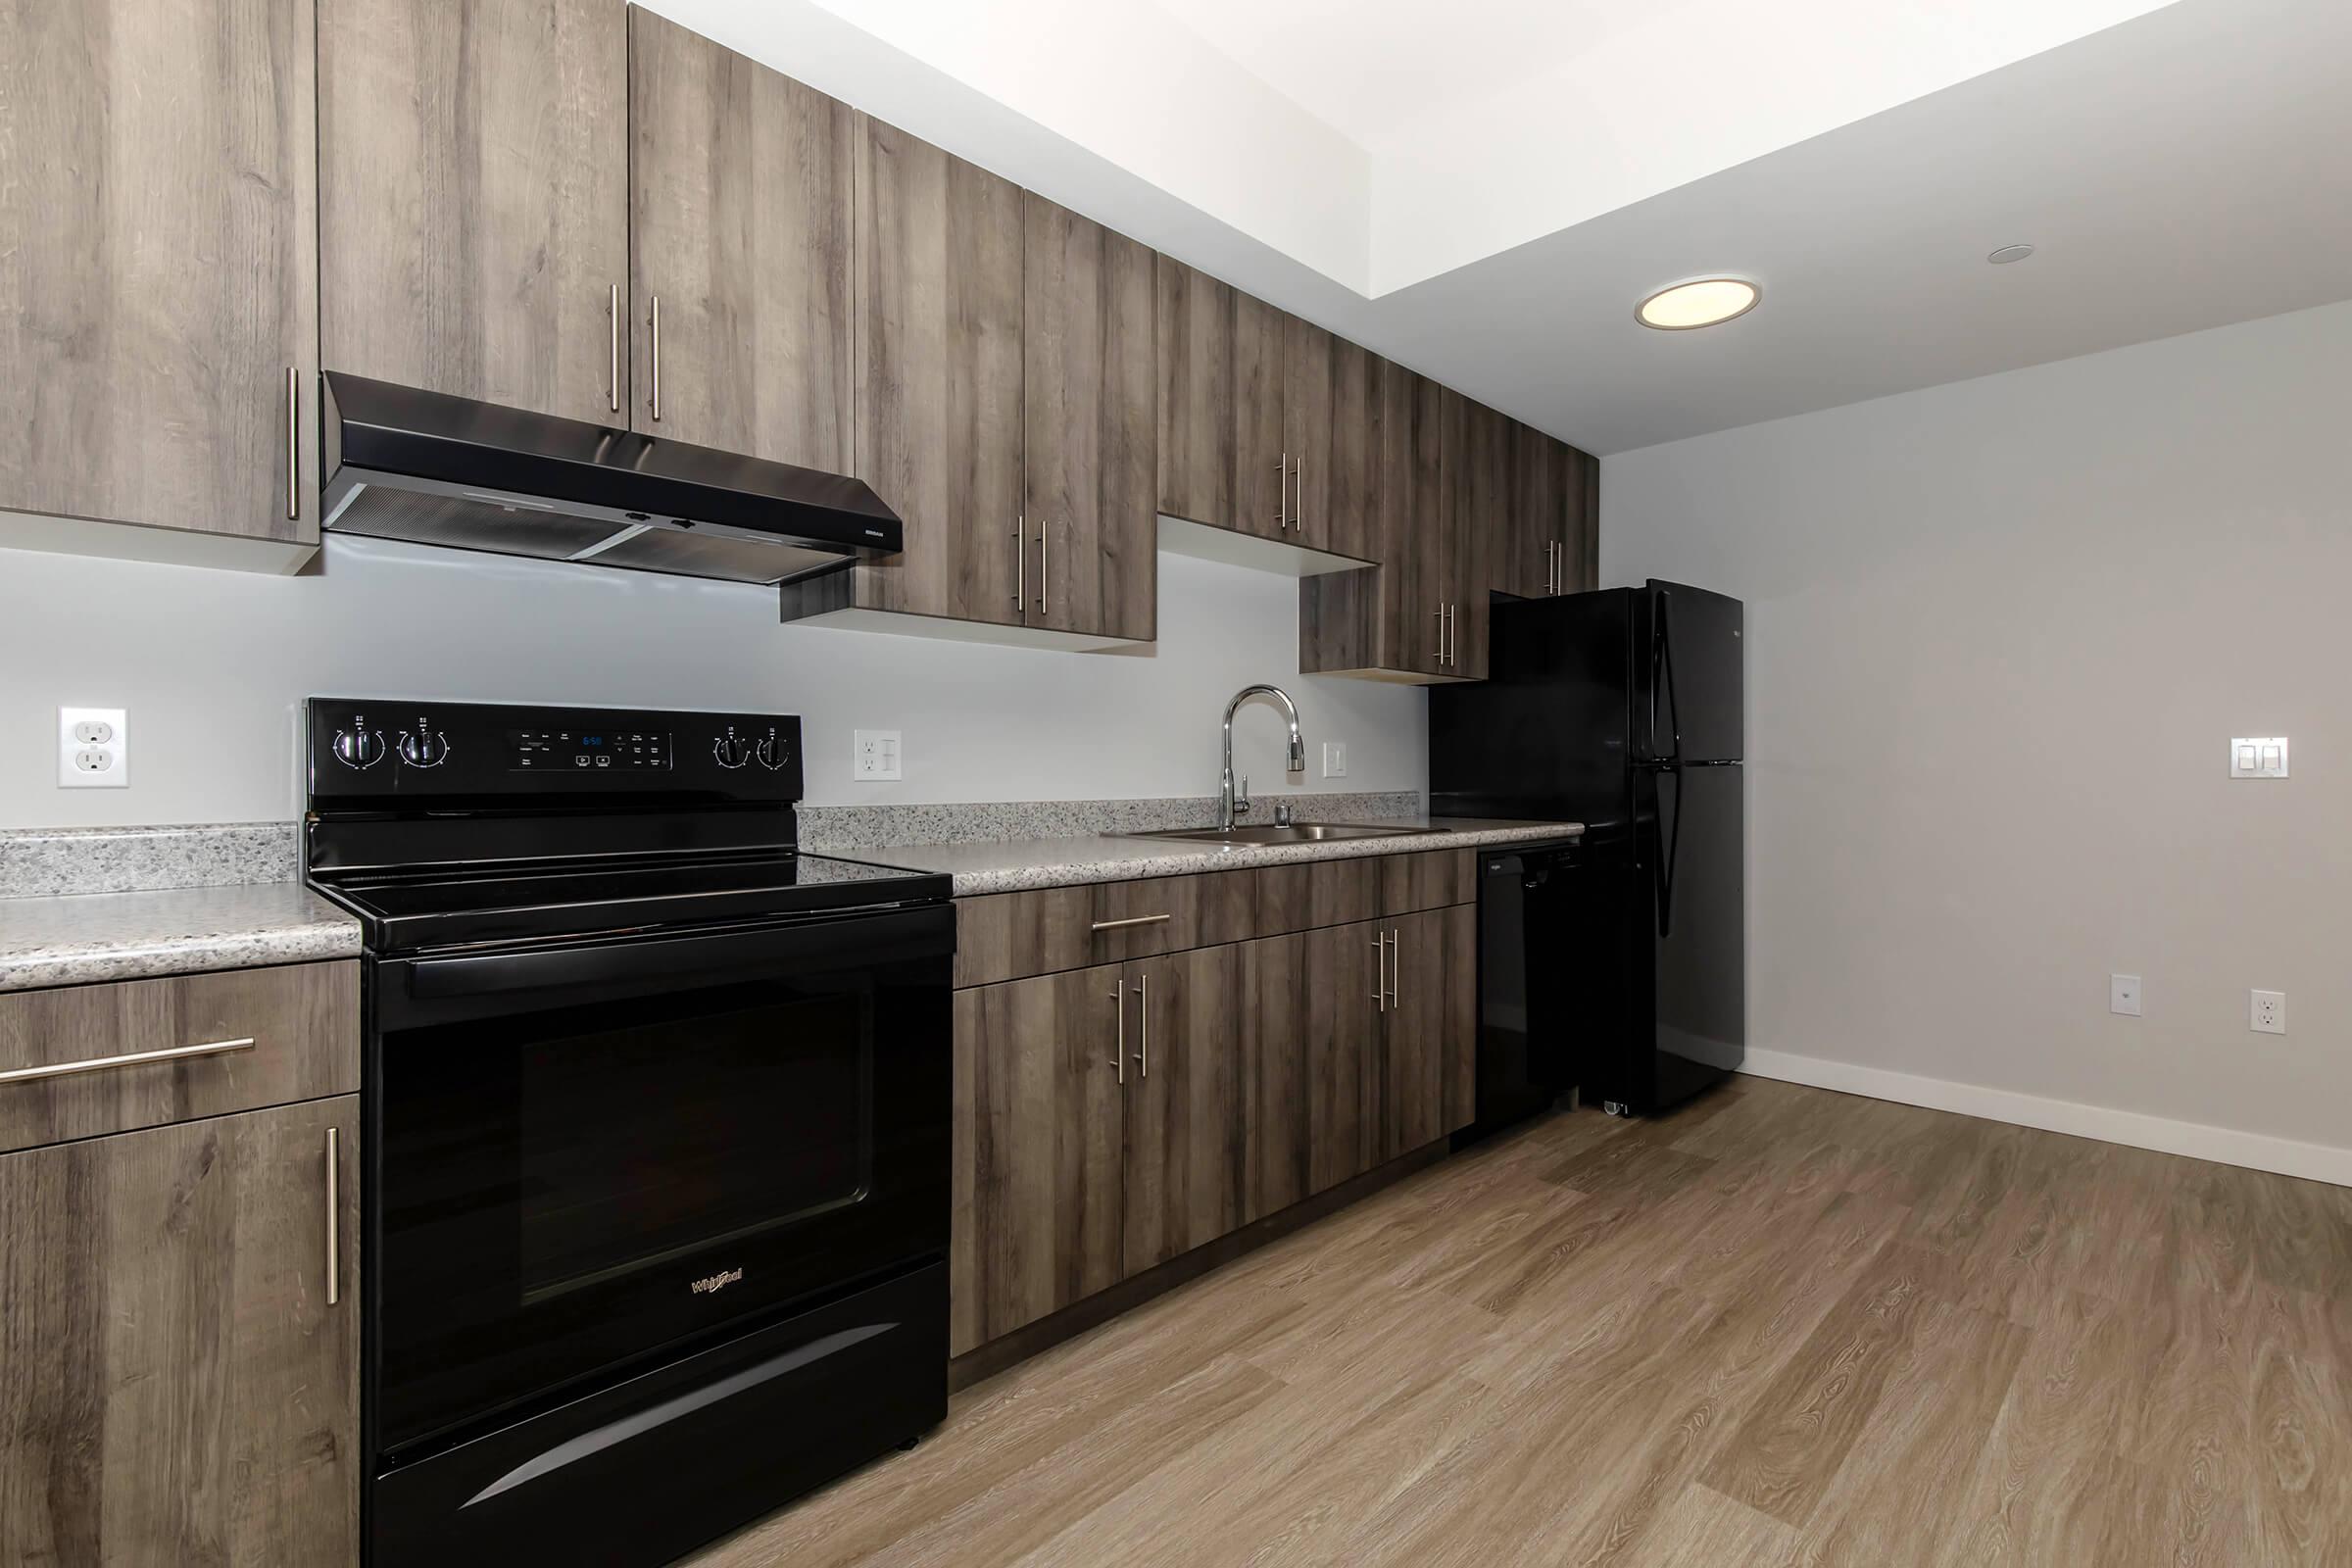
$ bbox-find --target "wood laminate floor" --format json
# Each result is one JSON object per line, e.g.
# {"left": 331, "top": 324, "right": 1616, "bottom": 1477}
{"left": 689, "top": 1078, "right": 2352, "bottom": 1566}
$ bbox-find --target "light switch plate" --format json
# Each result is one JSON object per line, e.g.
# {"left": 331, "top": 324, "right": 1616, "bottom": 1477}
{"left": 853, "top": 729, "right": 902, "bottom": 782}
{"left": 2230, "top": 737, "right": 2289, "bottom": 778}
{"left": 58, "top": 707, "right": 128, "bottom": 788}
{"left": 1321, "top": 741, "right": 1348, "bottom": 779}
{"left": 2109, "top": 974, "right": 2142, "bottom": 1017}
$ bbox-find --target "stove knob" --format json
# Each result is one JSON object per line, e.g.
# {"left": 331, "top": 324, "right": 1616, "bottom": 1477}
{"left": 331, "top": 728, "right": 385, "bottom": 769}
{"left": 398, "top": 730, "right": 451, "bottom": 768}
{"left": 713, "top": 733, "right": 754, "bottom": 769}
{"left": 755, "top": 734, "right": 790, "bottom": 771}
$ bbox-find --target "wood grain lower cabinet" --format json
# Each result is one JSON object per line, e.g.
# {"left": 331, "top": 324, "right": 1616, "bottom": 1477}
{"left": 952, "top": 889, "right": 1477, "bottom": 1356}
{"left": 0, "top": 0, "right": 319, "bottom": 567}
{"left": 1120, "top": 948, "right": 1245, "bottom": 1273}
{"left": 0, "top": 1096, "right": 361, "bottom": 1566}
{"left": 951, "top": 964, "right": 1127, "bottom": 1355}
{"left": 319, "top": 0, "right": 629, "bottom": 427}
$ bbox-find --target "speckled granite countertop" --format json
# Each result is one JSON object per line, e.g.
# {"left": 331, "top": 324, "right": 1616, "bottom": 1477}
{"left": 846, "top": 817, "right": 1584, "bottom": 896}
{"left": 0, "top": 883, "right": 363, "bottom": 993}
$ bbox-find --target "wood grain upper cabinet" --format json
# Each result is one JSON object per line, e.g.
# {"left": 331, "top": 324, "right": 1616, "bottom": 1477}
{"left": 1449, "top": 397, "right": 1508, "bottom": 681}
{"left": 0, "top": 0, "right": 318, "bottom": 557}
{"left": 1499, "top": 418, "right": 1568, "bottom": 600}
{"left": 1154, "top": 257, "right": 1236, "bottom": 529}
{"left": 853, "top": 118, "right": 1027, "bottom": 626}
{"left": 1495, "top": 421, "right": 1599, "bottom": 601}
{"left": 1023, "top": 194, "right": 1157, "bottom": 642}
{"left": 630, "top": 7, "right": 855, "bottom": 466}
{"left": 1319, "top": 335, "right": 1384, "bottom": 564}
{"left": 0, "top": 1097, "right": 361, "bottom": 1566}
{"left": 1229, "top": 291, "right": 1291, "bottom": 542}
{"left": 319, "top": 0, "right": 628, "bottom": 427}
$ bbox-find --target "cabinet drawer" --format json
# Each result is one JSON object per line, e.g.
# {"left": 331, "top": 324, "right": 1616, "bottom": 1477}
{"left": 1198, "top": 858, "right": 1379, "bottom": 947}
{"left": 955, "top": 880, "right": 1201, "bottom": 989}
{"left": 0, "top": 961, "right": 360, "bottom": 1154}
{"left": 1379, "top": 849, "right": 1476, "bottom": 914}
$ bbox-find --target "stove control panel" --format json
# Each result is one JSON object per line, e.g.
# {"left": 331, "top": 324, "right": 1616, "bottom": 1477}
{"left": 307, "top": 700, "right": 802, "bottom": 804}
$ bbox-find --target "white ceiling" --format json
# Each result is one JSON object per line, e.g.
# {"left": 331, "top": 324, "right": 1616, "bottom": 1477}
{"left": 645, "top": 0, "right": 2352, "bottom": 453}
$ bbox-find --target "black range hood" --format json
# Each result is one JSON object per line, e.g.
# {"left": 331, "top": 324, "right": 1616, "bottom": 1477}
{"left": 318, "top": 372, "right": 901, "bottom": 586}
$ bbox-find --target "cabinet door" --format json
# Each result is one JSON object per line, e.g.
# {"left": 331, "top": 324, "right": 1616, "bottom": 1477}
{"left": 1501, "top": 418, "right": 1567, "bottom": 599}
{"left": 1306, "top": 920, "right": 1383, "bottom": 1195}
{"left": 951, "top": 965, "right": 1125, "bottom": 1353}
{"left": 631, "top": 8, "right": 856, "bottom": 466}
{"left": 1238, "top": 933, "right": 1312, "bottom": 1221}
{"left": 1564, "top": 443, "right": 1600, "bottom": 595}
{"left": 856, "top": 118, "right": 1026, "bottom": 625}
{"left": 0, "top": 1097, "right": 359, "bottom": 1566}
{"left": 1023, "top": 195, "right": 1157, "bottom": 641}
{"left": 1451, "top": 397, "right": 1507, "bottom": 680}
{"left": 1280, "top": 314, "right": 1336, "bottom": 552}
{"left": 319, "top": 0, "right": 627, "bottom": 427}
{"left": 1373, "top": 363, "right": 1440, "bottom": 675}
{"left": 1154, "top": 257, "right": 1234, "bottom": 528}
{"left": 0, "top": 0, "right": 318, "bottom": 545}
{"left": 1379, "top": 907, "right": 1478, "bottom": 1160}
{"left": 1121, "top": 949, "right": 1244, "bottom": 1274}
{"left": 1323, "top": 337, "right": 1384, "bottom": 564}
{"left": 1230, "top": 291, "right": 1290, "bottom": 541}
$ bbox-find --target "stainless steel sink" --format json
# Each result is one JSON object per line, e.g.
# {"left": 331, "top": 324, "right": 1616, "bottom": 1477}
{"left": 1116, "top": 822, "right": 1453, "bottom": 846}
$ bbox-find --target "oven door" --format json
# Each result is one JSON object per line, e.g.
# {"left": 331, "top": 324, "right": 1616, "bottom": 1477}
{"left": 368, "top": 902, "right": 952, "bottom": 1462}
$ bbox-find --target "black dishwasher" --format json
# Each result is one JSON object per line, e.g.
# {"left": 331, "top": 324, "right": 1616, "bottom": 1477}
{"left": 1460, "top": 838, "right": 1630, "bottom": 1145}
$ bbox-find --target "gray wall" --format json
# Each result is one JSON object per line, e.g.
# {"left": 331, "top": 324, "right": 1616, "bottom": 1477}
{"left": 1604, "top": 297, "right": 2352, "bottom": 1177}
{"left": 0, "top": 538, "right": 1426, "bottom": 826}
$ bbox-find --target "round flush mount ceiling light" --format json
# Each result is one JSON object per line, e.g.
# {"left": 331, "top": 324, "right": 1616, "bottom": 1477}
{"left": 1636, "top": 276, "right": 1761, "bottom": 330}
{"left": 1987, "top": 243, "right": 2036, "bottom": 265}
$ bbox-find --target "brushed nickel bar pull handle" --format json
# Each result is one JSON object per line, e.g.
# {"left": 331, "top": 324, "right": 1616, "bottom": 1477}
{"left": 1292, "top": 457, "right": 1302, "bottom": 532}
{"left": 647, "top": 295, "right": 662, "bottom": 420}
{"left": 608, "top": 283, "right": 621, "bottom": 414}
{"left": 1091, "top": 913, "right": 1170, "bottom": 932}
{"left": 1276, "top": 453, "right": 1288, "bottom": 528}
{"left": 1109, "top": 983, "right": 1126, "bottom": 1085}
{"left": 0, "top": 1036, "right": 256, "bottom": 1087}
{"left": 1039, "top": 518, "right": 1049, "bottom": 615}
{"left": 1388, "top": 928, "right": 1400, "bottom": 1007}
{"left": 1013, "top": 516, "right": 1025, "bottom": 609}
{"left": 285, "top": 368, "right": 300, "bottom": 519}
{"left": 1370, "top": 935, "right": 1386, "bottom": 1012}
{"left": 1134, "top": 974, "right": 1150, "bottom": 1078}
{"left": 324, "top": 1125, "right": 341, "bottom": 1307}
{"left": 1434, "top": 606, "right": 1446, "bottom": 663}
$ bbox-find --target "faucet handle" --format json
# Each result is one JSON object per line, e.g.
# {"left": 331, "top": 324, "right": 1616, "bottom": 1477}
{"left": 1234, "top": 774, "right": 1250, "bottom": 815}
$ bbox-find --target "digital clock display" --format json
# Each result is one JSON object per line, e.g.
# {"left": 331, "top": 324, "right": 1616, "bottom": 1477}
{"left": 507, "top": 727, "right": 669, "bottom": 772}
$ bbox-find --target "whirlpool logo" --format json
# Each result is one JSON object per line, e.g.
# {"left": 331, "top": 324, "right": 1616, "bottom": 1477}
{"left": 690, "top": 1266, "right": 745, "bottom": 1297}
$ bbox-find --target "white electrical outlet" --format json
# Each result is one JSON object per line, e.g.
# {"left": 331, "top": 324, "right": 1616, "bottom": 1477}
{"left": 2251, "top": 989, "right": 2286, "bottom": 1035}
{"left": 58, "top": 707, "right": 128, "bottom": 788}
{"left": 1321, "top": 741, "right": 1348, "bottom": 779}
{"left": 2109, "top": 974, "right": 2142, "bottom": 1017}
{"left": 853, "top": 729, "right": 902, "bottom": 782}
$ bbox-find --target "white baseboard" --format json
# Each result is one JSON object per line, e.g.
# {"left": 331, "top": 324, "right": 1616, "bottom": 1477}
{"left": 1740, "top": 1047, "right": 2352, "bottom": 1189}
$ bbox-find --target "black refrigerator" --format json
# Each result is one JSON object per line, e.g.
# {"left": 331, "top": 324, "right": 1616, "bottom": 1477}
{"left": 1430, "top": 580, "right": 1744, "bottom": 1117}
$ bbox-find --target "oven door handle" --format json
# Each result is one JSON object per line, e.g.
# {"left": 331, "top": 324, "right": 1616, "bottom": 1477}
{"left": 386, "top": 905, "right": 954, "bottom": 1024}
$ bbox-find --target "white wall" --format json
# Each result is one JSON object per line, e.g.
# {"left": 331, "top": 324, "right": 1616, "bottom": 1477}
{"left": 1603, "top": 297, "right": 2352, "bottom": 1178}
{"left": 0, "top": 540, "right": 1424, "bottom": 827}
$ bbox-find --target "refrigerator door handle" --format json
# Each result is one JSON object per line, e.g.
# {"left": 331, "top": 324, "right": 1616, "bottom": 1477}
{"left": 1655, "top": 764, "right": 1684, "bottom": 939}
{"left": 1656, "top": 588, "right": 1685, "bottom": 761}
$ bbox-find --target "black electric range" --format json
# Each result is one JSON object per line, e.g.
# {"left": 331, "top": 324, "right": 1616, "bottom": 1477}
{"left": 304, "top": 698, "right": 953, "bottom": 1568}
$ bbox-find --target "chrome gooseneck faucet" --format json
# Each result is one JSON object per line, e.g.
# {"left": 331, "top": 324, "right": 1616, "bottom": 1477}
{"left": 1220, "top": 684, "right": 1306, "bottom": 830}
